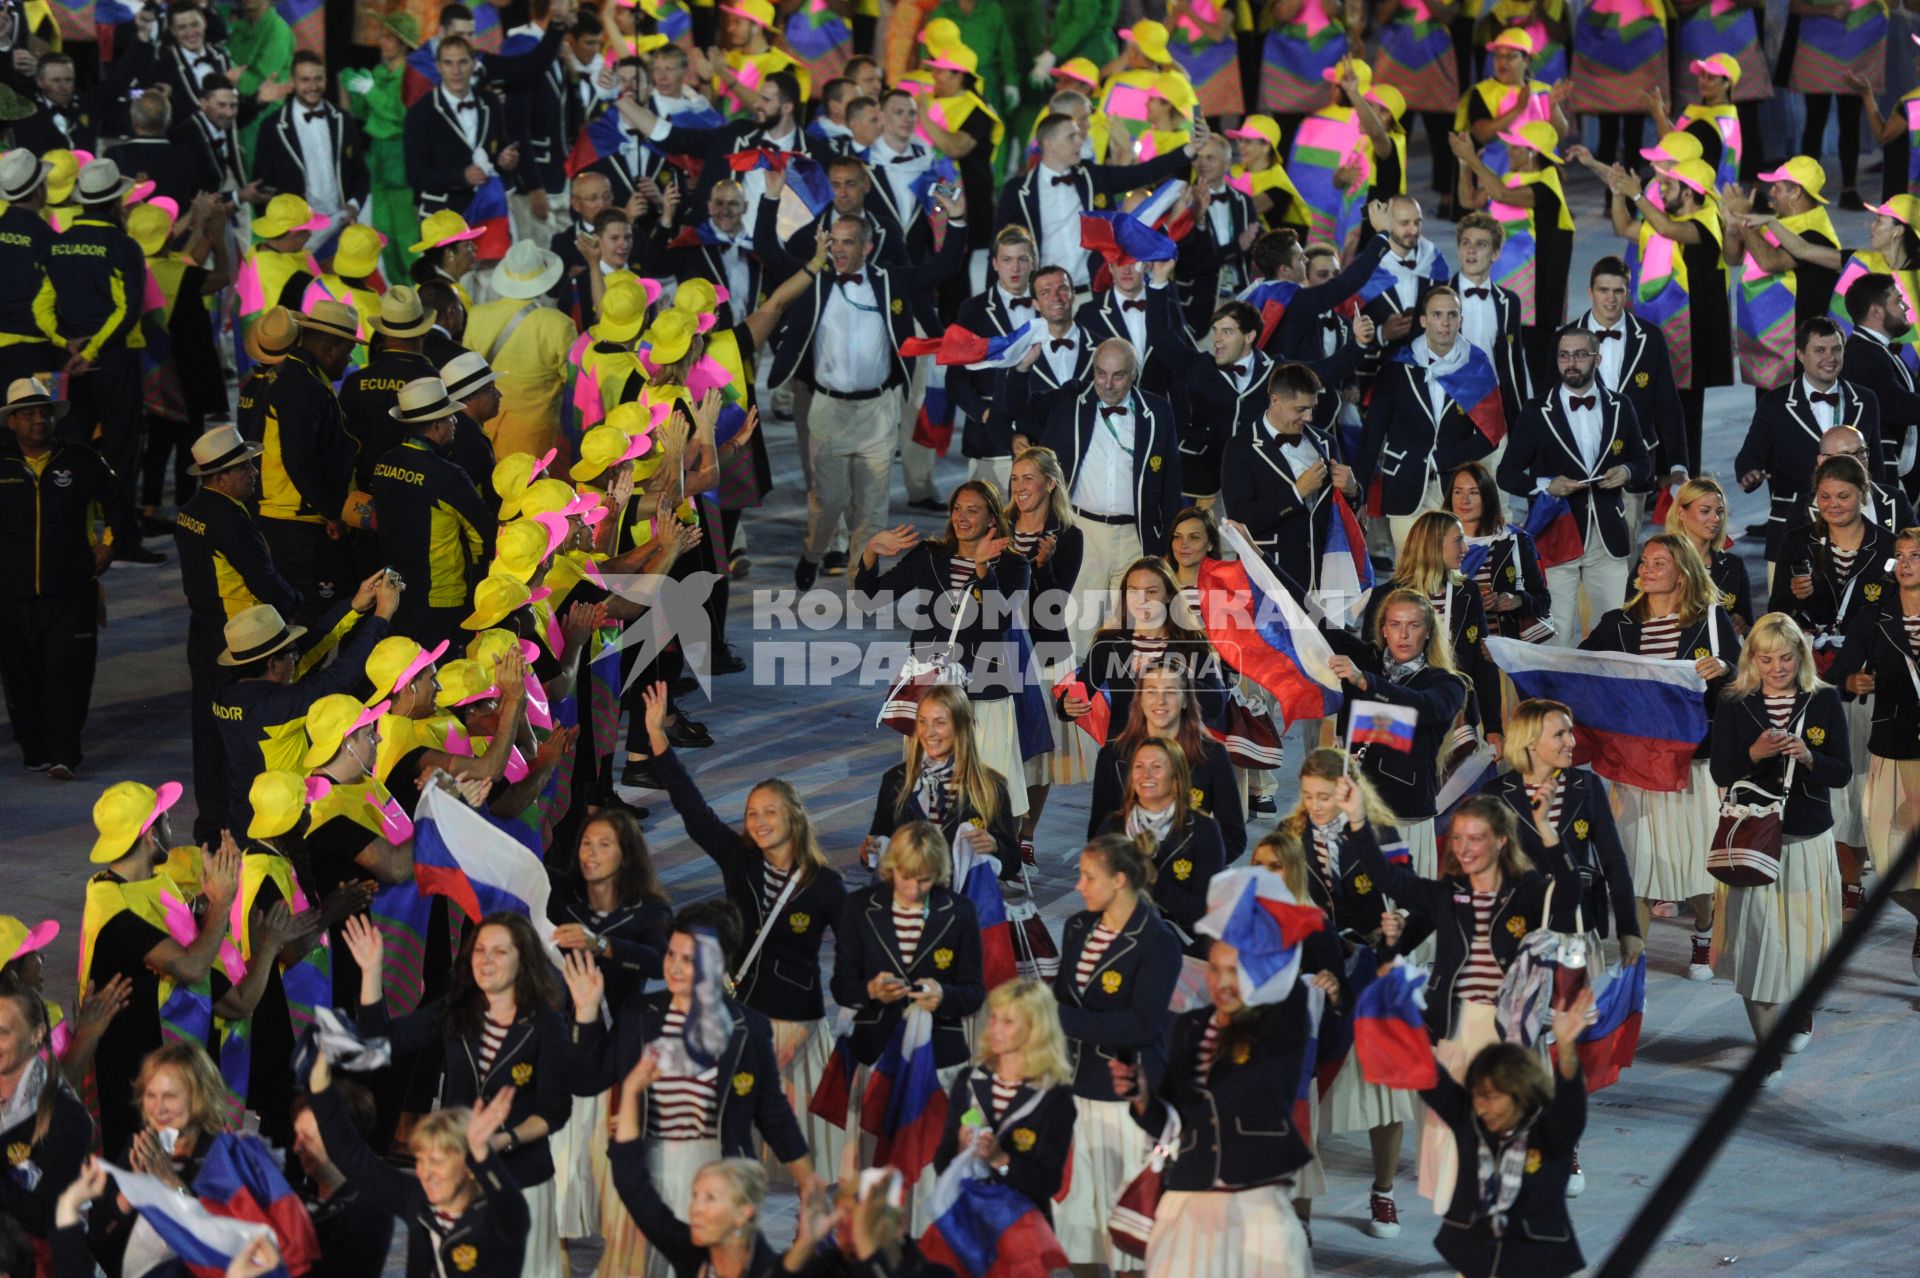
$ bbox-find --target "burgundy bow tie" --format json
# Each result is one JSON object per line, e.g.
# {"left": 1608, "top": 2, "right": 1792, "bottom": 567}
{"left": 835, "top": 272, "right": 864, "bottom": 287}
{"left": 303, "top": 109, "right": 327, "bottom": 124}
{"left": 1050, "top": 337, "right": 1074, "bottom": 352}
{"left": 1120, "top": 298, "right": 1147, "bottom": 312}
{"left": 1396, "top": 257, "right": 1416, "bottom": 270}
{"left": 1224, "top": 362, "right": 1247, "bottom": 376}
{"left": 1100, "top": 404, "right": 1127, "bottom": 418}
{"left": 1595, "top": 328, "right": 1622, "bottom": 341}
{"left": 1463, "top": 286, "right": 1490, "bottom": 299}
{"left": 1051, "top": 174, "right": 1078, "bottom": 187}
{"left": 1811, "top": 390, "right": 1839, "bottom": 406}
{"left": 1567, "top": 394, "right": 1596, "bottom": 411}
{"left": 1008, "top": 296, "right": 1034, "bottom": 309}
{"left": 456, "top": 99, "right": 478, "bottom": 112}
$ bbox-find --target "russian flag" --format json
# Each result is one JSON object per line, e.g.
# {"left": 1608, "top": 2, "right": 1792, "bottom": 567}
{"left": 907, "top": 155, "right": 961, "bottom": 213}
{"left": 464, "top": 176, "right": 513, "bottom": 260}
{"left": 1484, "top": 636, "right": 1710, "bottom": 793}
{"left": 566, "top": 109, "right": 628, "bottom": 177}
{"left": 1197, "top": 525, "right": 1343, "bottom": 726}
{"left": 410, "top": 783, "right": 562, "bottom": 961}
{"left": 1572, "top": 956, "right": 1646, "bottom": 1092}
{"left": 1196, "top": 868, "right": 1326, "bottom": 1006}
{"left": 807, "top": 1032, "right": 860, "bottom": 1127}
{"left": 1392, "top": 342, "right": 1506, "bottom": 446}
{"left": 1524, "top": 492, "right": 1585, "bottom": 570}
{"left": 1007, "top": 611, "right": 1055, "bottom": 763}
{"left": 1243, "top": 279, "right": 1299, "bottom": 348}
{"left": 1313, "top": 489, "right": 1373, "bottom": 626}
{"left": 912, "top": 361, "right": 954, "bottom": 455}
{"left": 1434, "top": 741, "right": 1502, "bottom": 841}
{"left": 1049, "top": 675, "right": 1111, "bottom": 746}
{"left": 953, "top": 840, "right": 1017, "bottom": 990}
{"left": 862, "top": 1007, "right": 948, "bottom": 1182}
{"left": 903, "top": 321, "right": 1042, "bottom": 369}
{"left": 1079, "top": 211, "right": 1177, "bottom": 266}
{"left": 1354, "top": 959, "right": 1437, "bottom": 1090}
{"left": 1349, "top": 700, "right": 1418, "bottom": 753}
{"left": 668, "top": 220, "right": 731, "bottom": 251}
{"left": 919, "top": 1152, "right": 1072, "bottom": 1278}
{"left": 109, "top": 1132, "right": 321, "bottom": 1277}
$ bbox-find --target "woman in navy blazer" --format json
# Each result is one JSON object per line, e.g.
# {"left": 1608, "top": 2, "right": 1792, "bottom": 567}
{"left": 1448, "top": 461, "right": 1553, "bottom": 644}
{"left": 1006, "top": 446, "right": 1089, "bottom": 845}
{"left": 346, "top": 912, "right": 571, "bottom": 1277}
{"left": 1328, "top": 587, "right": 1472, "bottom": 878}
{"left": 1582, "top": 533, "right": 1740, "bottom": 978}
{"left": 931, "top": 979, "right": 1077, "bottom": 1221}
{"left": 1094, "top": 738, "right": 1227, "bottom": 959}
{"left": 1710, "top": 613, "right": 1852, "bottom": 1075}
{"left": 545, "top": 806, "right": 671, "bottom": 1017}
{"left": 1050, "top": 834, "right": 1182, "bottom": 1266}
{"left": 1087, "top": 662, "right": 1247, "bottom": 861}
{"left": 1661, "top": 477, "right": 1754, "bottom": 631}
{"left": 830, "top": 822, "right": 987, "bottom": 1072}
{"left": 868, "top": 685, "right": 1021, "bottom": 881}
{"left": 1360, "top": 510, "right": 1504, "bottom": 740}
{"left": 1056, "top": 556, "right": 1230, "bottom": 736}
{"left": 855, "top": 481, "right": 1035, "bottom": 824}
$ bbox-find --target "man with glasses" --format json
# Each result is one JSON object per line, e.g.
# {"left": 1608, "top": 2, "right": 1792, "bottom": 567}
{"left": 1498, "top": 325, "right": 1650, "bottom": 645}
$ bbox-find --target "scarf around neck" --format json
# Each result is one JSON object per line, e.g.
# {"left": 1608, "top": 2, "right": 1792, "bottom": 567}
{"left": 1126, "top": 802, "right": 1178, "bottom": 847}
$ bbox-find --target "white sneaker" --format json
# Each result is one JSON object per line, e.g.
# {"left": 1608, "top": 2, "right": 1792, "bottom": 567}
{"left": 1566, "top": 1148, "right": 1586, "bottom": 1198}
{"left": 1366, "top": 1191, "right": 1401, "bottom": 1239}
{"left": 1687, "top": 933, "right": 1713, "bottom": 982}
{"left": 1760, "top": 1067, "right": 1784, "bottom": 1090}
{"left": 1784, "top": 1013, "right": 1813, "bottom": 1055}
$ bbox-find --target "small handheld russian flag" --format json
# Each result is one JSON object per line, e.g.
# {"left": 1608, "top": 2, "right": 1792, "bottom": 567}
{"left": 1572, "top": 956, "right": 1646, "bottom": 1092}
{"left": 1524, "top": 492, "right": 1585, "bottom": 570}
{"left": 1348, "top": 700, "right": 1420, "bottom": 753}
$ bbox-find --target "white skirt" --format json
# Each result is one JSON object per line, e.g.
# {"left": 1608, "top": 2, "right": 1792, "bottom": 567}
{"left": 1613, "top": 759, "right": 1718, "bottom": 903}
{"left": 1717, "top": 830, "right": 1841, "bottom": 1005}
{"left": 1416, "top": 1001, "right": 1500, "bottom": 1210}
{"left": 1865, "top": 754, "right": 1920, "bottom": 892}
{"left": 1829, "top": 699, "right": 1876, "bottom": 846}
{"left": 768, "top": 1016, "right": 845, "bottom": 1185}
{"left": 1319, "top": 1046, "right": 1420, "bottom": 1135}
{"left": 552, "top": 1090, "right": 604, "bottom": 1238}
{"left": 1025, "top": 658, "right": 1096, "bottom": 789}
{"left": 967, "top": 695, "right": 1030, "bottom": 819}
{"left": 637, "top": 1137, "right": 724, "bottom": 1278}
{"left": 1145, "top": 1185, "right": 1311, "bottom": 1278}
{"left": 1054, "top": 1096, "right": 1153, "bottom": 1272}
{"left": 518, "top": 1177, "right": 561, "bottom": 1278}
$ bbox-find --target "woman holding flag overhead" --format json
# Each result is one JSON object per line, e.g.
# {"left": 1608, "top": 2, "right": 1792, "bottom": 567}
{"left": 1327, "top": 588, "right": 1472, "bottom": 879}
{"left": 1087, "top": 663, "right": 1247, "bottom": 863}
{"left": 347, "top": 912, "right": 572, "bottom": 1278}
{"left": 1581, "top": 533, "right": 1739, "bottom": 977}
{"left": 1109, "top": 866, "right": 1343, "bottom": 1278}
{"left": 1095, "top": 738, "right": 1229, "bottom": 968}
{"left": 1709, "top": 613, "right": 1851, "bottom": 1078}
{"left": 1767, "top": 453, "right": 1891, "bottom": 915}
{"left": 1361, "top": 510, "right": 1504, "bottom": 744}
{"left": 1051, "top": 834, "right": 1182, "bottom": 1268}
{"left": 866, "top": 685, "right": 1022, "bottom": 884}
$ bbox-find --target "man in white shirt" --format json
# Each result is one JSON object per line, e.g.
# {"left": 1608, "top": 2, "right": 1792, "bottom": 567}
{"left": 1840, "top": 272, "right": 1920, "bottom": 492}
{"left": 646, "top": 44, "right": 714, "bottom": 119}
{"left": 1362, "top": 195, "right": 1452, "bottom": 350}
{"left": 866, "top": 88, "right": 936, "bottom": 234}
{"left": 253, "top": 52, "right": 369, "bottom": 260}
{"left": 1575, "top": 255, "right": 1687, "bottom": 530}
{"left": 1497, "top": 327, "right": 1648, "bottom": 644}
{"left": 1452, "top": 212, "right": 1528, "bottom": 466}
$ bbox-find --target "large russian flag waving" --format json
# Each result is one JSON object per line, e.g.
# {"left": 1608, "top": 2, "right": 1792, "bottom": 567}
{"left": 411, "top": 783, "right": 561, "bottom": 961}
{"left": 862, "top": 1007, "right": 948, "bottom": 1183}
{"left": 900, "top": 321, "right": 1042, "bottom": 369}
{"left": 1571, "top": 955, "right": 1646, "bottom": 1092}
{"left": 1391, "top": 342, "right": 1506, "bottom": 446}
{"left": 110, "top": 1131, "right": 321, "bottom": 1277}
{"left": 1194, "top": 868, "right": 1326, "bottom": 1006}
{"left": 1485, "top": 636, "right": 1709, "bottom": 792}
{"left": 1354, "top": 959, "right": 1438, "bottom": 1090}
{"left": 1197, "top": 524, "right": 1343, "bottom": 726}
{"left": 919, "top": 1148, "right": 1072, "bottom": 1277}
{"left": 953, "top": 840, "right": 1017, "bottom": 990}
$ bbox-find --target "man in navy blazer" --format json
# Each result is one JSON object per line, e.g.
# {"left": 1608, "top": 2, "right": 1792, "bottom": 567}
{"left": 1075, "top": 256, "right": 1191, "bottom": 410}
{"left": 1221, "top": 361, "right": 1357, "bottom": 600}
{"left": 1499, "top": 326, "right": 1652, "bottom": 645}
{"left": 1452, "top": 212, "right": 1529, "bottom": 438}
{"left": 1039, "top": 338, "right": 1184, "bottom": 657}
{"left": 1179, "top": 300, "right": 1273, "bottom": 504}
{"left": 998, "top": 111, "right": 1200, "bottom": 292}
{"left": 1002, "top": 265, "right": 1096, "bottom": 451}
{"left": 1735, "top": 317, "right": 1887, "bottom": 572}
{"left": 402, "top": 36, "right": 525, "bottom": 218}
{"left": 1575, "top": 256, "right": 1689, "bottom": 528}
{"left": 948, "top": 226, "right": 1040, "bottom": 490}
{"left": 1261, "top": 205, "right": 1394, "bottom": 364}
{"left": 1840, "top": 272, "right": 1920, "bottom": 499}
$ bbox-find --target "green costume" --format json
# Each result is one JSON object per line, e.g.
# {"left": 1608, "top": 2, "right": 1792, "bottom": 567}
{"left": 1048, "top": 0, "right": 1121, "bottom": 69}
{"left": 343, "top": 60, "right": 419, "bottom": 281}
{"left": 929, "top": 0, "right": 1021, "bottom": 170}
{"left": 227, "top": 9, "right": 295, "bottom": 166}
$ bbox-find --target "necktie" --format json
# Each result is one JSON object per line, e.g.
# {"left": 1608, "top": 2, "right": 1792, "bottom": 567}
{"left": 456, "top": 99, "right": 478, "bottom": 112}
{"left": 304, "top": 110, "right": 327, "bottom": 124}
{"left": 1811, "top": 391, "right": 1839, "bottom": 406}
{"left": 1463, "top": 286, "right": 1490, "bottom": 299}
{"left": 1567, "top": 395, "right": 1596, "bottom": 411}
{"left": 1224, "top": 363, "right": 1246, "bottom": 377}
{"left": 836, "top": 272, "right": 864, "bottom": 287}
{"left": 1101, "top": 404, "right": 1127, "bottom": 418}
{"left": 1397, "top": 257, "right": 1416, "bottom": 269}
{"left": 1008, "top": 296, "right": 1034, "bottom": 309}
{"left": 1051, "top": 174, "right": 1078, "bottom": 187}
{"left": 1596, "top": 328, "right": 1622, "bottom": 341}
{"left": 1050, "top": 337, "right": 1074, "bottom": 352}
{"left": 1121, "top": 298, "right": 1147, "bottom": 312}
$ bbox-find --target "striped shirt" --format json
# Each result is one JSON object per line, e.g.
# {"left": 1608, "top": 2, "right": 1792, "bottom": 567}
{"left": 1466, "top": 537, "right": 1498, "bottom": 600}
{"left": 1639, "top": 613, "right": 1682, "bottom": 659}
{"left": 647, "top": 1009, "right": 719, "bottom": 1140}
{"left": 1428, "top": 589, "right": 1453, "bottom": 638}
{"left": 948, "top": 556, "right": 977, "bottom": 595}
{"left": 1525, "top": 780, "right": 1564, "bottom": 831}
{"left": 1830, "top": 545, "right": 1860, "bottom": 581}
{"left": 476, "top": 1018, "right": 510, "bottom": 1076}
{"left": 429, "top": 1208, "right": 459, "bottom": 1237}
{"left": 1311, "top": 826, "right": 1338, "bottom": 881}
{"left": 1075, "top": 923, "right": 1119, "bottom": 990}
{"left": 1905, "top": 612, "right": 1920, "bottom": 657}
{"left": 990, "top": 1074, "right": 1022, "bottom": 1122}
{"left": 1456, "top": 892, "right": 1505, "bottom": 1005}
{"left": 1012, "top": 529, "right": 1043, "bottom": 557}
{"left": 760, "top": 861, "right": 793, "bottom": 915}
{"left": 1194, "top": 1017, "right": 1223, "bottom": 1083}
{"left": 892, "top": 903, "right": 925, "bottom": 967}
{"left": 1765, "top": 693, "right": 1798, "bottom": 729}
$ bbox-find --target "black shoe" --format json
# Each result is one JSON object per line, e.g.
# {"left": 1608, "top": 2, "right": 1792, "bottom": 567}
{"left": 1248, "top": 794, "right": 1278, "bottom": 817}
{"left": 597, "top": 791, "right": 650, "bottom": 819}
{"left": 728, "top": 555, "right": 752, "bottom": 580}
{"left": 710, "top": 644, "right": 747, "bottom": 675}
{"left": 115, "top": 543, "right": 167, "bottom": 567}
{"left": 666, "top": 718, "right": 714, "bottom": 749}
{"left": 1839, "top": 188, "right": 1868, "bottom": 212}
{"left": 47, "top": 763, "right": 75, "bottom": 781}
{"left": 1743, "top": 521, "right": 1769, "bottom": 539}
{"left": 140, "top": 515, "right": 175, "bottom": 537}
{"left": 672, "top": 673, "right": 700, "bottom": 696}
{"left": 619, "top": 759, "right": 667, "bottom": 789}
{"left": 907, "top": 497, "right": 947, "bottom": 514}
{"left": 23, "top": 760, "right": 49, "bottom": 772}
{"left": 822, "top": 550, "right": 849, "bottom": 577}
{"left": 795, "top": 558, "right": 818, "bottom": 591}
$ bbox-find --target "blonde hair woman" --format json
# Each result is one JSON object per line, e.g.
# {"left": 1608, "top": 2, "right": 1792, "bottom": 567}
{"left": 931, "top": 978, "right": 1077, "bottom": 1221}
{"left": 867, "top": 684, "right": 1020, "bottom": 881}
{"left": 1710, "top": 613, "right": 1851, "bottom": 1083}
{"left": 1828, "top": 529, "right": 1920, "bottom": 975}
{"left": 1327, "top": 588, "right": 1470, "bottom": 880}
{"left": 1662, "top": 476, "right": 1752, "bottom": 630}
{"left": 1008, "top": 446, "right": 1089, "bottom": 836}
{"left": 1580, "top": 535, "right": 1740, "bottom": 977}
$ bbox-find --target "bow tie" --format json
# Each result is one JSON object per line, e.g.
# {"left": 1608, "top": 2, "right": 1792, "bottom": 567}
{"left": 1224, "top": 363, "right": 1247, "bottom": 376}
{"left": 193, "top": 55, "right": 219, "bottom": 70}
{"left": 455, "top": 99, "right": 478, "bottom": 112}
{"left": 1396, "top": 257, "right": 1417, "bottom": 270}
{"left": 303, "top": 109, "right": 328, "bottom": 124}
{"left": 1567, "top": 394, "right": 1596, "bottom": 411}
{"left": 1050, "top": 337, "right": 1074, "bottom": 352}
{"left": 1810, "top": 390, "right": 1839, "bottom": 406}
{"left": 1595, "top": 328, "right": 1622, "bottom": 341}
{"left": 1051, "top": 174, "right": 1078, "bottom": 187}
{"left": 1008, "top": 296, "right": 1034, "bottom": 309}
{"left": 888, "top": 153, "right": 917, "bottom": 163}
{"left": 1120, "top": 298, "right": 1147, "bottom": 313}
{"left": 1322, "top": 316, "right": 1342, "bottom": 331}
{"left": 1463, "top": 286, "right": 1490, "bottom": 300}
{"left": 1100, "top": 404, "right": 1128, "bottom": 418}
{"left": 835, "top": 272, "right": 864, "bottom": 287}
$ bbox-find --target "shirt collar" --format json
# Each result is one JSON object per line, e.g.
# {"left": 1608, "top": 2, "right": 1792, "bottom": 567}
{"left": 1039, "top": 161, "right": 1074, "bottom": 181}
{"left": 1859, "top": 325, "right": 1893, "bottom": 348}
{"left": 1804, "top": 376, "right": 1838, "bottom": 399}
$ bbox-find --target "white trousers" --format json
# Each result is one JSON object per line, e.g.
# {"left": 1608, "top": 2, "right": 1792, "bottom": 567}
{"left": 1068, "top": 517, "right": 1146, "bottom": 660}
{"left": 1546, "top": 540, "right": 1632, "bottom": 646}
{"left": 806, "top": 387, "right": 904, "bottom": 567}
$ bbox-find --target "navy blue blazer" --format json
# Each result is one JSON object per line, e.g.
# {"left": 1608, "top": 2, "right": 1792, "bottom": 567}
{"left": 768, "top": 236, "right": 967, "bottom": 391}
{"left": 1002, "top": 328, "right": 1096, "bottom": 442}
{"left": 1074, "top": 285, "right": 1192, "bottom": 407}
{"left": 1087, "top": 735, "right": 1246, "bottom": 862}
{"left": 1710, "top": 687, "right": 1852, "bottom": 838}
{"left": 1324, "top": 634, "right": 1470, "bottom": 820}
{"left": 1220, "top": 417, "right": 1350, "bottom": 598}
{"left": 852, "top": 542, "right": 1032, "bottom": 703}
{"left": 1575, "top": 308, "right": 1689, "bottom": 486}
{"left": 1474, "top": 529, "right": 1553, "bottom": 638}
{"left": 1487, "top": 769, "right": 1639, "bottom": 941}
{"left": 995, "top": 150, "right": 1194, "bottom": 284}
{"left": 830, "top": 884, "right": 986, "bottom": 1068}
{"left": 868, "top": 761, "right": 1022, "bottom": 882}
{"left": 1052, "top": 900, "right": 1182, "bottom": 1100}
{"left": 1497, "top": 384, "right": 1653, "bottom": 560}
{"left": 1832, "top": 593, "right": 1920, "bottom": 759}
{"left": 1095, "top": 811, "right": 1226, "bottom": 957}
{"left": 1842, "top": 330, "right": 1920, "bottom": 483}
{"left": 1009, "top": 517, "right": 1083, "bottom": 661}
{"left": 1038, "top": 387, "right": 1185, "bottom": 554}
{"left": 1358, "top": 355, "right": 1497, "bottom": 517}
{"left": 1179, "top": 346, "right": 1272, "bottom": 497}
{"left": 931, "top": 1071, "right": 1075, "bottom": 1219}
{"left": 1298, "top": 818, "right": 1404, "bottom": 942}
{"left": 1262, "top": 233, "right": 1392, "bottom": 362}
{"left": 1734, "top": 377, "right": 1887, "bottom": 560}
{"left": 948, "top": 287, "right": 1035, "bottom": 459}
{"left": 1359, "top": 580, "right": 1503, "bottom": 736}
{"left": 545, "top": 893, "right": 670, "bottom": 1015}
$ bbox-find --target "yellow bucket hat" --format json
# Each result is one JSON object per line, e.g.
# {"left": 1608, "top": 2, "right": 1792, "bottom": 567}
{"left": 128, "top": 202, "right": 175, "bottom": 256}
{"left": 254, "top": 192, "right": 328, "bottom": 241}
{"left": 571, "top": 422, "right": 650, "bottom": 482}
{"left": 247, "top": 769, "right": 312, "bottom": 840}
{"left": 463, "top": 573, "right": 533, "bottom": 631}
{"left": 90, "top": 779, "right": 184, "bottom": 864}
{"left": 366, "top": 635, "right": 450, "bottom": 701}
{"left": 332, "top": 225, "right": 388, "bottom": 278}
{"left": 518, "top": 476, "right": 581, "bottom": 522}
{"left": 467, "top": 627, "right": 538, "bottom": 667}
{"left": 409, "top": 209, "right": 483, "bottom": 254}
{"left": 302, "top": 694, "right": 389, "bottom": 770}
{"left": 0, "top": 915, "right": 58, "bottom": 967}
{"left": 642, "top": 309, "right": 696, "bottom": 366}
{"left": 435, "top": 658, "right": 502, "bottom": 708}
{"left": 593, "top": 282, "right": 654, "bottom": 345}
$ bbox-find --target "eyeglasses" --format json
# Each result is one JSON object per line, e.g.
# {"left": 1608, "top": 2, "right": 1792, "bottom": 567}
{"left": 1555, "top": 351, "right": 1597, "bottom": 363}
